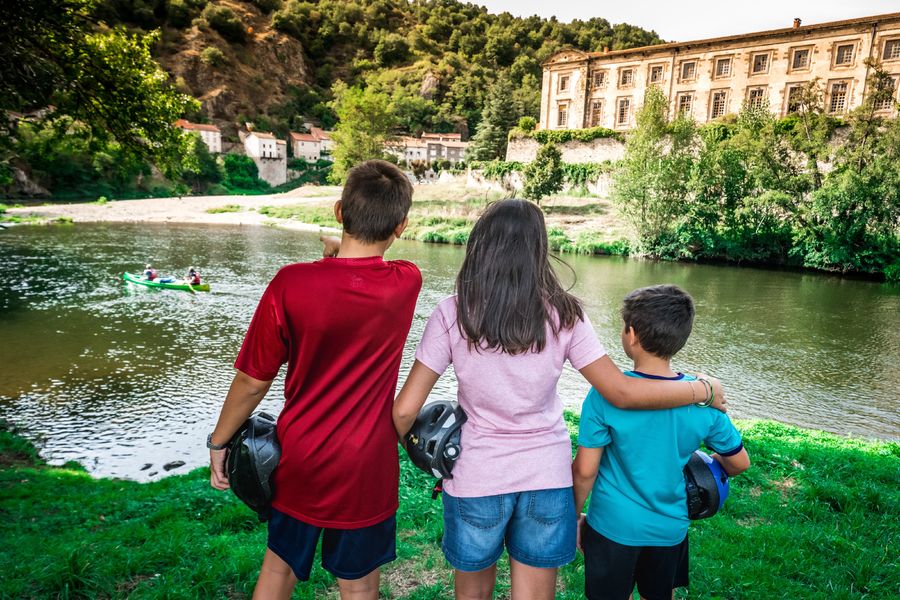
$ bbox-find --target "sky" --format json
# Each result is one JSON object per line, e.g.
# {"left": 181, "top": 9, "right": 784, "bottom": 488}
{"left": 475, "top": 1, "right": 900, "bottom": 43}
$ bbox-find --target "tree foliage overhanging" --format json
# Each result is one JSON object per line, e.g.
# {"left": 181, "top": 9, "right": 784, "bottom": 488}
{"left": 0, "top": 0, "right": 197, "bottom": 175}
{"left": 612, "top": 65, "right": 900, "bottom": 279}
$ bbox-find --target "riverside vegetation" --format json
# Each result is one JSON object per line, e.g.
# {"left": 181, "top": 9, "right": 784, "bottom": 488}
{"left": 2, "top": 416, "right": 897, "bottom": 598}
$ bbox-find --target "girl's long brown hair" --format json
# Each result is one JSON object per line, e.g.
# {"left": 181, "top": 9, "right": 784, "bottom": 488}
{"left": 456, "top": 199, "right": 583, "bottom": 354}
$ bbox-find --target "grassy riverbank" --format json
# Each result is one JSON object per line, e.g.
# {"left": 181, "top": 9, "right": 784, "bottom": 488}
{"left": 258, "top": 183, "right": 632, "bottom": 256}
{"left": 2, "top": 417, "right": 897, "bottom": 599}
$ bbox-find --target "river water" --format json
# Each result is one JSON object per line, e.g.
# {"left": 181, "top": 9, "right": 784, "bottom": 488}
{"left": 0, "top": 223, "right": 897, "bottom": 480}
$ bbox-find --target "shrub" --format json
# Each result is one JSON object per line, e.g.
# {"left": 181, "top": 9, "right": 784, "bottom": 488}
{"left": 518, "top": 116, "right": 536, "bottom": 131}
{"left": 510, "top": 126, "right": 623, "bottom": 144}
{"left": 249, "top": 0, "right": 281, "bottom": 13}
{"left": 200, "top": 46, "right": 227, "bottom": 67}
{"left": 223, "top": 155, "right": 268, "bottom": 191}
{"left": 203, "top": 5, "right": 245, "bottom": 43}
{"left": 522, "top": 143, "right": 563, "bottom": 204}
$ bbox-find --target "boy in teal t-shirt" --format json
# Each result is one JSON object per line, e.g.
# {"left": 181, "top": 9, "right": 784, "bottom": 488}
{"left": 573, "top": 285, "right": 750, "bottom": 600}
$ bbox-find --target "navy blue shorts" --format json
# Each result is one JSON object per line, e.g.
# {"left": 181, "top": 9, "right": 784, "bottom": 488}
{"left": 582, "top": 522, "right": 689, "bottom": 600}
{"left": 267, "top": 508, "right": 397, "bottom": 581}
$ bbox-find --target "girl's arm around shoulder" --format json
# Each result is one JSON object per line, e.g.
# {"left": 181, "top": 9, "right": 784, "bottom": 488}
{"left": 578, "top": 355, "right": 726, "bottom": 412}
{"left": 393, "top": 360, "right": 441, "bottom": 442}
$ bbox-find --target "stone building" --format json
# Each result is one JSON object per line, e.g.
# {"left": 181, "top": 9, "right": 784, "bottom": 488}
{"left": 385, "top": 133, "right": 469, "bottom": 165}
{"left": 174, "top": 119, "right": 222, "bottom": 153}
{"left": 290, "top": 124, "right": 334, "bottom": 163}
{"left": 540, "top": 12, "right": 900, "bottom": 131}
{"left": 241, "top": 130, "right": 287, "bottom": 186}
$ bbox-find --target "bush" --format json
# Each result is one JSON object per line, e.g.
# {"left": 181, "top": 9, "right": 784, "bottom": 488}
{"left": 518, "top": 116, "right": 536, "bottom": 131}
{"left": 203, "top": 5, "right": 245, "bottom": 43}
{"left": 522, "top": 143, "right": 563, "bottom": 204}
{"left": 249, "top": 0, "right": 281, "bottom": 13}
{"left": 167, "top": 0, "right": 207, "bottom": 27}
{"left": 222, "top": 155, "right": 268, "bottom": 191}
{"left": 200, "top": 46, "right": 227, "bottom": 67}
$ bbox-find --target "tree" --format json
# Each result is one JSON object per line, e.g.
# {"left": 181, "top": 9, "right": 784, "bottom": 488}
{"left": 522, "top": 143, "right": 563, "bottom": 205}
{"left": 0, "top": 0, "right": 196, "bottom": 175}
{"left": 181, "top": 133, "right": 223, "bottom": 192}
{"left": 468, "top": 77, "right": 518, "bottom": 161}
{"left": 611, "top": 86, "right": 696, "bottom": 250}
{"left": 328, "top": 81, "right": 397, "bottom": 182}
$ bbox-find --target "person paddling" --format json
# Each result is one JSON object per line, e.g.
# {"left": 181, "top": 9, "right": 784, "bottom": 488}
{"left": 143, "top": 264, "right": 157, "bottom": 281}
{"left": 185, "top": 267, "right": 201, "bottom": 286}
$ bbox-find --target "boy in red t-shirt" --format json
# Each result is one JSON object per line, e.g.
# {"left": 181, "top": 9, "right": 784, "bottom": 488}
{"left": 208, "top": 160, "right": 422, "bottom": 599}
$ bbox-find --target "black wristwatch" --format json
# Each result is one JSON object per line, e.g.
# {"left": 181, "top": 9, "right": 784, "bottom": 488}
{"left": 207, "top": 433, "right": 228, "bottom": 451}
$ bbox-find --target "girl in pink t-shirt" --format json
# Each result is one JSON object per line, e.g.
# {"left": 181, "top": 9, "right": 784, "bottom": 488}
{"left": 394, "top": 199, "right": 724, "bottom": 599}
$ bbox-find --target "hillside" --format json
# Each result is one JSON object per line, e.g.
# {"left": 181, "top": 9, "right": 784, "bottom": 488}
{"left": 101, "top": 0, "right": 665, "bottom": 138}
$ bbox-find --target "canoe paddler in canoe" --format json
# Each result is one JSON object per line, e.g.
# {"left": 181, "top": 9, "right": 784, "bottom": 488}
{"left": 183, "top": 266, "right": 202, "bottom": 286}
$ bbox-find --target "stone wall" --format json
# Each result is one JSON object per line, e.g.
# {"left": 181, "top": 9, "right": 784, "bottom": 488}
{"left": 505, "top": 136, "right": 626, "bottom": 163}
{"left": 253, "top": 157, "right": 287, "bottom": 187}
{"left": 463, "top": 168, "right": 613, "bottom": 199}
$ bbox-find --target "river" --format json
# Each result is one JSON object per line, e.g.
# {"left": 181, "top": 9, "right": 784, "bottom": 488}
{"left": 0, "top": 223, "right": 897, "bottom": 480}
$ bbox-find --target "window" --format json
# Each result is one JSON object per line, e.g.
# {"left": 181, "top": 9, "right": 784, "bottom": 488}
{"left": 747, "top": 87, "right": 767, "bottom": 109}
{"left": 883, "top": 39, "right": 900, "bottom": 61}
{"left": 616, "top": 97, "right": 631, "bottom": 126}
{"left": 677, "top": 93, "right": 693, "bottom": 115}
{"left": 786, "top": 85, "right": 804, "bottom": 113}
{"left": 715, "top": 57, "right": 732, "bottom": 78}
{"left": 557, "top": 104, "right": 568, "bottom": 127}
{"left": 829, "top": 82, "right": 848, "bottom": 113}
{"left": 649, "top": 65, "right": 664, "bottom": 84}
{"left": 619, "top": 68, "right": 634, "bottom": 87}
{"left": 589, "top": 100, "right": 604, "bottom": 127}
{"left": 751, "top": 53, "right": 770, "bottom": 74}
{"left": 791, "top": 48, "right": 810, "bottom": 70}
{"left": 558, "top": 74, "right": 570, "bottom": 92}
{"left": 874, "top": 76, "right": 898, "bottom": 111}
{"left": 681, "top": 61, "right": 697, "bottom": 81}
{"left": 835, "top": 44, "right": 855, "bottom": 66}
{"left": 592, "top": 70, "right": 607, "bottom": 88}
{"left": 710, "top": 91, "right": 728, "bottom": 119}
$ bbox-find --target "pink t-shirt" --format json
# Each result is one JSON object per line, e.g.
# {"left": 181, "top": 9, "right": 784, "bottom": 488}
{"left": 414, "top": 296, "right": 607, "bottom": 497}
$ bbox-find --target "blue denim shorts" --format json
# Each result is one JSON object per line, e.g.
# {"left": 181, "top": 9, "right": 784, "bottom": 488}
{"left": 442, "top": 487, "right": 576, "bottom": 572}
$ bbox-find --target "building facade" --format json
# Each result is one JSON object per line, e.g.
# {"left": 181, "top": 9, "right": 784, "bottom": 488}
{"left": 385, "top": 133, "right": 468, "bottom": 165}
{"left": 540, "top": 13, "right": 900, "bottom": 131}
{"left": 289, "top": 125, "right": 334, "bottom": 163}
{"left": 175, "top": 119, "right": 222, "bottom": 153}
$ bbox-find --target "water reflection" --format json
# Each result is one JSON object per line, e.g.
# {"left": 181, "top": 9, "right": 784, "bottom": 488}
{"left": 0, "top": 223, "right": 896, "bottom": 480}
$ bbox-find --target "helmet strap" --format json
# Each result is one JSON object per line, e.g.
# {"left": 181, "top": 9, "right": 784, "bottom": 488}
{"left": 431, "top": 480, "right": 443, "bottom": 500}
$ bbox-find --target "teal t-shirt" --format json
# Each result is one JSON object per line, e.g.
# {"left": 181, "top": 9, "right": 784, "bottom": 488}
{"left": 578, "top": 371, "right": 743, "bottom": 546}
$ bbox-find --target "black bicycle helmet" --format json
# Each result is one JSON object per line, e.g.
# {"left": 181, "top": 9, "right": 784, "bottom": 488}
{"left": 226, "top": 412, "right": 281, "bottom": 521}
{"left": 684, "top": 450, "right": 730, "bottom": 520}
{"left": 404, "top": 401, "right": 466, "bottom": 479}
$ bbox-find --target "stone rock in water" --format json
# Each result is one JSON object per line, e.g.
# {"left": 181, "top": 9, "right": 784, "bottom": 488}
{"left": 140, "top": 463, "right": 152, "bottom": 471}
{"left": 163, "top": 460, "right": 186, "bottom": 471}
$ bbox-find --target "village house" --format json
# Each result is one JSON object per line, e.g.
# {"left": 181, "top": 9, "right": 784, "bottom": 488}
{"left": 386, "top": 133, "right": 468, "bottom": 165}
{"left": 241, "top": 129, "right": 287, "bottom": 186}
{"left": 540, "top": 12, "right": 900, "bottom": 131}
{"left": 174, "top": 119, "right": 222, "bottom": 153}
{"left": 288, "top": 124, "right": 334, "bottom": 163}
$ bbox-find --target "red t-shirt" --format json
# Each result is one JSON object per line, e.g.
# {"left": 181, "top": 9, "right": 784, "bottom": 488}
{"left": 234, "top": 256, "right": 421, "bottom": 529}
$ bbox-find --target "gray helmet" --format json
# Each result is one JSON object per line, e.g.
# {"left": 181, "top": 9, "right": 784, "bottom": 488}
{"left": 226, "top": 412, "right": 281, "bottom": 521}
{"left": 404, "top": 401, "right": 466, "bottom": 479}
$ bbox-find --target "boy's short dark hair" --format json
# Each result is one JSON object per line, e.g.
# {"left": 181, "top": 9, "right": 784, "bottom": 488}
{"left": 621, "top": 285, "right": 694, "bottom": 359}
{"left": 340, "top": 160, "right": 413, "bottom": 243}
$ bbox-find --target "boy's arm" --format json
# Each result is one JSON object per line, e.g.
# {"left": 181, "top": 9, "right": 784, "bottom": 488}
{"left": 209, "top": 370, "right": 274, "bottom": 490}
{"left": 572, "top": 446, "right": 603, "bottom": 514}
{"left": 712, "top": 447, "right": 751, "bottom": 476}
{"left": 579, "top": 355, "right": 727, "bottom": 412}
{"left": 393, "top": 360, "right": 441, "bottom": 443}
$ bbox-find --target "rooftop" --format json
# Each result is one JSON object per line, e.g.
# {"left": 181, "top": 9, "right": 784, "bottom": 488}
{"left": 174, "top": 119, "right": 220, "bottom": 133}
{"left": 545, "top": 11, "right": 900, "bottom": 64}
{"left": 290, "top": 132, "right": 318, "bottom": 142}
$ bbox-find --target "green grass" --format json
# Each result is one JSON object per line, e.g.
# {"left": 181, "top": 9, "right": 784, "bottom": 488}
{"left": 206, "top": 204, "right": 244, "bottom": 214}
{"left": 2, "top": 417, "right": 897, "bottom": 598}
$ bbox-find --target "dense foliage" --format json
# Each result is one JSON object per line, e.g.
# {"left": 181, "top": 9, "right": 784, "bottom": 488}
{"left": 612, "top": 68, "right": 900, "bottom": 279}
{"left": 327, "top": 82, "right": 397, "bottom": 183}
{"left": 0, "top": 0, "right": 196, "bottom": 175}
{"left": 468, "top": 77, "right": 518, "bottom": 161}
{"left": 514, "top": 125, "right": 624, "bottom": 144}
{"left": 522, "top": 143, "right": 564, "bottom": 204}
{"left": 265, "top": 0, "right": 662, "bottom": 135}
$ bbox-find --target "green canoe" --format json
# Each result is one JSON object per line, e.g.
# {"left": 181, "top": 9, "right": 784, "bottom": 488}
{"left": 123, "top": 271, "right": 210, "bottom": 292}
